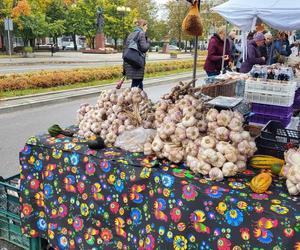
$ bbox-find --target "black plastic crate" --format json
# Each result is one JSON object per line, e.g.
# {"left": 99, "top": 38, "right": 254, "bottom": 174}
{"left": 0, "top": 175, "right": 42, "bottom": 250}
{"left": 255, "top": 120, "right": 300, "bottom": 159}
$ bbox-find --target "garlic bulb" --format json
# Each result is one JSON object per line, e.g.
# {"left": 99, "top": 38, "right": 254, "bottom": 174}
{"left": 228, "top": 118, "right": 243, "bottom": 132}
{"left": 152, "top": 135, "right": 164, "bottom": 152}
{"left": 286, "top": 179, "right": 300, "bottom": 196}
{"left": 175, "top": 126, "right": 187, "bottom": 140}
{"left": 182, "top": 106, "right": 196, "bottom": 116}
{"left": 182, "top": 115, "right": 197, "bottom": 127}
{"left": 163, "top": 122, "right": 176, "bottom": 136}
{"left": 216, "top": 110, "right": 231, "bottom": 127}
{"left": 202, "top": 149, "right": 218, "bottom": 164}
{"left": 215, "top": 127, "right": 230, "bottom": 141}
{"left": 207, "top": 122, "right": 218, "bottom": 133}
{"left": 209, "top": 167, "right": 224, "bottom": 181}
{"left": 186, "top": 127, "right": 200, "bottom": 140}
{"left": 229, "top": 131, "right": 243, "bottom": 144}
{"left": 201, "top": 136, "right": 216, "bottom": 149}
{"left": 216, "top": 141, "right": 229, "bottom": 154}
{"left": 199, "top": 161, "right": 211, "bottom": 176}
{"left": 212, "top": 152, "right": 226, "bottom": 168}
{"left": 197, "top": 120, "right": 207, "bottom": 132}
{"left": 185, "top": 141, "right": 198, "bottom": 157}
{"left": 222, "top": 162, "right": 238, "bottom": 177}
{"left": 224, "top": 146, "right": 238, "bottom": 163}
{"left": 206, "top": 109, "right": 219, "bottom": 122}
{"left": 236, "top": 161, "right": 247, "bottom": 172}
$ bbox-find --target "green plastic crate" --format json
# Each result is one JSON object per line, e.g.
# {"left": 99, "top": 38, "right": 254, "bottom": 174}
{"left": 0, "top": 174, "right": 41, "bottom": 250}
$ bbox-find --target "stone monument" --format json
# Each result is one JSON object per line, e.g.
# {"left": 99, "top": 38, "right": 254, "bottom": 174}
{"left": 95, "top": 7, "right": 105, "bottom": 50}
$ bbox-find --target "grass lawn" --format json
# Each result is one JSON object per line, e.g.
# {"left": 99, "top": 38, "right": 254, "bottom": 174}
{"left": 0, "top": 67, "right": 202, "bottom": 98}
{"left": 0, "top": 54, "right": 22, "bottom": 59}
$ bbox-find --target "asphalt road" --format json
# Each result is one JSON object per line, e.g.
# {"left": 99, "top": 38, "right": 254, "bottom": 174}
{"left": 0, "top": 82, "right": 172, "bottom": 177}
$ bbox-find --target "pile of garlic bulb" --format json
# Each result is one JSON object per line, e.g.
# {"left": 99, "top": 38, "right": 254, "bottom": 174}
{"left": 77, "top": 88, "right": 154, "bottom": 144}
{"left": 144, "top": 95, "right": 257, "bottom": 181}
{"left": 144, "top": 94, "right": 206, "bottom": 163}
{"left": 190, "top": 109, "right": 257, "bottom": 181}
{"left": 283, "top": 148, "right": 300, "bottom": 195}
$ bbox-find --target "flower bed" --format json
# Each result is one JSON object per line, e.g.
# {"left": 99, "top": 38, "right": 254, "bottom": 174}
{"left": 0, "top": 60, "right": 204, "bottom": 92}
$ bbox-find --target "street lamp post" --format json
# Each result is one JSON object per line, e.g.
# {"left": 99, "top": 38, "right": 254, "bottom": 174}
{"left": 192, "top": 0, "right": 201, "bottom": 86}
{"left": 117, "top": 6, "right": 131, "bottom": 49}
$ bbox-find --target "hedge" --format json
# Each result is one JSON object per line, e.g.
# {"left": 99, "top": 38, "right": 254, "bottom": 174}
{"left": 0, "top": 60, "right": 204, "bottom": 92}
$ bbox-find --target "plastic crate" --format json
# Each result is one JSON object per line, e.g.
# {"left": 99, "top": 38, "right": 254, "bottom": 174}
{"left": 0, "top": 175, "right": 41, "bottom": 250}
{"left": 249, "top": 113, "right": 292, "bottom": 127}
{"left": 251, "top": 103, "right": 293, "bottom": 117}
{"left": 244, "top": 79, "right": 297, "bottom": 107}
{"left": 255, "top": 120, "right": 300, "bottom": 159}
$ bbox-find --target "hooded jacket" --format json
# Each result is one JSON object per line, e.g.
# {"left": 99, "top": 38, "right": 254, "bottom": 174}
{"left": 240, "top": 40, "right": 265, "bottom": 73}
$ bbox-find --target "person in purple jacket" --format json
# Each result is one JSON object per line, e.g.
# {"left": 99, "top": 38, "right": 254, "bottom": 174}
{"left": 240, "top": 32, "right": 266, "bottom": 73}
{"left": 204, "top": 26, "right": 231, "bottom": 77}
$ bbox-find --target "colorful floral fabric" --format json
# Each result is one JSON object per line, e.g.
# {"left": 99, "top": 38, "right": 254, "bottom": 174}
{"left": 20, "top": 133, "right": 300, "bottom": 250}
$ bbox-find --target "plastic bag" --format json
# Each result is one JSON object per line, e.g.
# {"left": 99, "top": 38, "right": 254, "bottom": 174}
{"left": 182, "top": 1, "right": 203, "bottom": 37}
{"left": 115, "top": 127, "right": 156, "bottom": 153}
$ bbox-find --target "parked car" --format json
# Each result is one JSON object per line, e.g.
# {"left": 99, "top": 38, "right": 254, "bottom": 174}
{"left": 65, "top": 44, "right": 83, "bottom": 50}
{"left": 168, "top": 45, "right": 180, "bottom": 51}
{"left": 150, "top": 45, "right": 161, "bottom": 52}
{"left": 36, "top": 43, "right": 59, "bottom": 52}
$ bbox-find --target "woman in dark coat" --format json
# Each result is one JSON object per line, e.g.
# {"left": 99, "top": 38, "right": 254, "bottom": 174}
{"left": 204, "top": 26, "right": 231, "bottom": 77}
{"left": 123, "top": 19, "right": 150, "bottom": 90}
{"left": 240, "top": 32, "right": 265, "bottom": 73}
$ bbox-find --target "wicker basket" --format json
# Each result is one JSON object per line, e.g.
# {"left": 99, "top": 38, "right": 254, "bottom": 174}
{"left": 201, "top": 79, "right": 237, "bottom": 97}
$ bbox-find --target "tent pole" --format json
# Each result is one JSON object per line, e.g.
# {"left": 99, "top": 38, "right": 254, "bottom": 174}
{"left": 221, "top": 22, "right": 228, "bottom": 74}
{"left": 192, "top": 0, "right": 201, "bottom": 86}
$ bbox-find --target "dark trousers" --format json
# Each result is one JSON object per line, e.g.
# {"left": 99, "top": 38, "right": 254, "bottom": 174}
{"left": 206, "top": 71, "right": 220, "bottom": 77}
{"left": 131, "top": 79, "right": 144, "bottom": 90}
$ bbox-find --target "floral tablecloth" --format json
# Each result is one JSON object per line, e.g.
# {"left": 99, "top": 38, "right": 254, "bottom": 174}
{"left": 19, "top": 133, "right": 300, "bottom": 250}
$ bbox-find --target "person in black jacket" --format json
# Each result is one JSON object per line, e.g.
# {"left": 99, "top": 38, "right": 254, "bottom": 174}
{"left": 123, "top": 19, "right": 151, "bottom": 90}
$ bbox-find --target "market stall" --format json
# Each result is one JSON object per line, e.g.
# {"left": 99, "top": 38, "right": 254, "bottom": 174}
{"left": 17, "top": 82, "right": 300, "bottom": 249}
{"left": 20, "top": 132, "right": 300, "bottom": 249}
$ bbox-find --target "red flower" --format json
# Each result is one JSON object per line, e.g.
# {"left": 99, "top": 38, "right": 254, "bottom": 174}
{"left": 170, "top": 207, "right": 182, "bottom": 223}
{"left": 240, "top": 228, "right": 250, "bottom": 240}
{"left": 77, "top": 182, "right": 85, "bottom": 194}
{"left": 109, "top": 202, "right": 120, "bottom": 214}
{"left": 255, "top": 206, "right": 264, "bottom": 213}
{"left": 284, "top": 228, "right": 294, "bottom": 238}
{"left": 101, "top": 228, "right": 113, "bottom": 242}
{"left": 22, "top": 203, "right": 33, "bottom": 216}
{"left": 217, "top": 237, "right": 231, "bottom": 250}
{"left": 30, "top": 179, "right": 40, "bottom": 190}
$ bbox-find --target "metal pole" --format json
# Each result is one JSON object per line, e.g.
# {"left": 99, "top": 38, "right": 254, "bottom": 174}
{"left": 192, "top": 0, "right": 201, "bottom": 86}
{"left": 7, "top": 29, "right": 12, "bottom": 61}
{"left": 221, "top": 22, "right": 228, "bottom": 74}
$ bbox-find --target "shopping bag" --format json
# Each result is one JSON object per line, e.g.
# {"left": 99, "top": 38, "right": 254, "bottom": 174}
{"left": 182, "top": 1, "right": 203, "bottom": 37}
{"left": 123, "top": 32, "right": 145, "bottom": 69}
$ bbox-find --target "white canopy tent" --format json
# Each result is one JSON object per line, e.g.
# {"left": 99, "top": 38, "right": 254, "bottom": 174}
{"left": 212, "top": 0, "right": 300, "bottom": 31}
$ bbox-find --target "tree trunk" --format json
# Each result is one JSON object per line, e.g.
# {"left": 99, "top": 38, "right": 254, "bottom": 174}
{"left": 30, "top": 39, "right": 35, "bottom": 50}
{"left": 72, "top": 33, "right": 77, "bottom": 51}
{"left": 92, "top": 37, "right": 95, "bottom": 49}
{"left": 185, "top": 40, "right": 187, "bottom": 53}
{"left": 114, "top": 39, "right": 118, "bottom": 50}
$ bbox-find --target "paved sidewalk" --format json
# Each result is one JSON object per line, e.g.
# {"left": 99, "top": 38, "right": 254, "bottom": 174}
{"left": 0, "top": 71, "right": 206, "bottom": 114}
